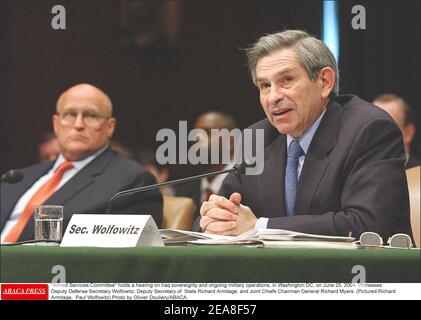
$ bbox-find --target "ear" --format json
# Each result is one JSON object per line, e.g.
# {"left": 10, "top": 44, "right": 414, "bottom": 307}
{"left": 319, "top": 67, "right": 335, "bottom": 99}
{"left": 53, "top": 114, "right": 59, "bottom": 135}
{"left": 107, "top": 117, "right": 116, "bottom": 138}
{"left": 403, "top": 123, "right": 416, "bottom": 146}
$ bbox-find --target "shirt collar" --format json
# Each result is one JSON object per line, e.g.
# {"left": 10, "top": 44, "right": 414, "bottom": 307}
{"left": 52, "top": 144, "right": 109, "bottom": 171}
{"left": 287, "top": 108, "right": 327, "bottom": 154}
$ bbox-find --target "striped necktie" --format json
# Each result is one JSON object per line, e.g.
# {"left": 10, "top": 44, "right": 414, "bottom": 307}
{"left": 284, "top": 140, "right": 304, "bottom": 217}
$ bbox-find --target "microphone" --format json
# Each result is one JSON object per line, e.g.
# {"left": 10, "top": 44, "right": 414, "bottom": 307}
{"left": 1, "top": 169, "right": 24, "bottom": 184}
{"left": 106, "top": 161, "right": 255, "bottom": 213}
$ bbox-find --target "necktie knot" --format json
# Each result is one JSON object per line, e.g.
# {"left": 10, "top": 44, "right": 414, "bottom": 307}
{"left": 55, "top": 161, "right": 73, "bottom": 175}
{"left": 288, "top": 140, "right": 304, "bottom": 159}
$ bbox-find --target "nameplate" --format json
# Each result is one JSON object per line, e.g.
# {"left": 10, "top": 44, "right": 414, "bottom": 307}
{"left": 61, "top": 214, "right": 164, "bottom": 248}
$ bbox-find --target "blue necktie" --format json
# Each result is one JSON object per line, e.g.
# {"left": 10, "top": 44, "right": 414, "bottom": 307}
{"left": 285, "top": 140, "right": 304, "bottom": 217}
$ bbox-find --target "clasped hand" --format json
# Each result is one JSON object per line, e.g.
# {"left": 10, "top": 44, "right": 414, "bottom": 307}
{"left": 199, "top": 192, "right": 257, "bottom": 236}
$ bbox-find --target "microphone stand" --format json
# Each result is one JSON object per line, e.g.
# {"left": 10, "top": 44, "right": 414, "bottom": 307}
{"left": 106, "top": 163, "right": 249, "bottom": 213}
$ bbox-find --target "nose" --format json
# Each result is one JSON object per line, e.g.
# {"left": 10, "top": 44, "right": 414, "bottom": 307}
{"left": 267, "top": 86, "right": 285, "bottom": 106}
{"left": 73, "top": 112, "right": 85, "bottom": 129}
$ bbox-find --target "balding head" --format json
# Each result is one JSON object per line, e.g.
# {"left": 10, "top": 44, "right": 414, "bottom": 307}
{"left": 56, "top": 83, "right": 113, "bottom": 116}
{"left": 53, "top": 83, "right": 116, "bottom": 161}
{"left": 194, "top": 111, "right": 238, "bottom": 131}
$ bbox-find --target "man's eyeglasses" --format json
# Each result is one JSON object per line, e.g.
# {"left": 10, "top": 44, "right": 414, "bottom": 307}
{"left": 358, "top": 232, "right": 413, "bottom": 249}
{"left": 57, "top": 109, "right": 110, "bottom": 128}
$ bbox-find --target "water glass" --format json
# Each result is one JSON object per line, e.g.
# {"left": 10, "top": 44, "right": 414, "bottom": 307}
{"left": 34, "top": 205, "right": 64, "bottom": 242}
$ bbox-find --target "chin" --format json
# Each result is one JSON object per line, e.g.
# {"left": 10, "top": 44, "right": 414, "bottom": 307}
{"left": 274, "top": 124, "right": 290, "bottom": 135}
{"left": 66, "top": 147, "right": 92, "bottom": 160}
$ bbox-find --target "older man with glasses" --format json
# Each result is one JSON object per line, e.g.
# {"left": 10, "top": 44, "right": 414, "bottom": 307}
{"left": 1, "top": 83, "right": 163, "bottom": 243}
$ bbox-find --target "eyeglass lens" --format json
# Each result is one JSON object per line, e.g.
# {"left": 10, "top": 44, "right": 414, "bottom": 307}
{"left": 389, "top": 234, "right": 412, "bottom": 248}
{"left": 360, "top": 232, "right": 382, "bottom": 246}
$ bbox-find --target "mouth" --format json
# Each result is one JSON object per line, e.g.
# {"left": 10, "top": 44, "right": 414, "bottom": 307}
{"left": 68, "top": 135, "right": 88, "bottom": 141}
{"left": 272, "top": 108, "right": 293, "bottom": 118}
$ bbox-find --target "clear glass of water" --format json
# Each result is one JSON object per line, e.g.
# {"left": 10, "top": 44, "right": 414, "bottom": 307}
{"left": 34, "top": 205, "right": 64, "bottom": 243}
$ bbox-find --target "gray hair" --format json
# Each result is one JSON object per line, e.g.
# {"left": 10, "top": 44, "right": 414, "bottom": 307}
{"left": 246, "top": 30, "right": 339, "bottom": 96}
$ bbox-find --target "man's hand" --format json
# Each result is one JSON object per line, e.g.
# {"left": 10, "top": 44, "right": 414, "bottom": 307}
{"left": 199, "top": 192, "right": 257, "bottom": 236}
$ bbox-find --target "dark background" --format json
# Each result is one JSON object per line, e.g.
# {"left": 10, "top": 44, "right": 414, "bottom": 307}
{"left": 1, "top": 0, "right": 420, "bottom": 177}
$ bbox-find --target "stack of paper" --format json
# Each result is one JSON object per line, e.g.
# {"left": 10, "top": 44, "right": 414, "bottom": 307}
{"left": 159, "top": 229, "right": 232, "bottom": 245}
{"left": 159, "top": 228, "right": 357, "bottom": 249}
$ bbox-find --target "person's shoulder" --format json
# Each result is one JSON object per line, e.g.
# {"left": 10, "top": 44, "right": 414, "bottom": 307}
{"left": 334, "top": 94, "right": 401, "bottom": 144}
{"left": 336, "top": 94, "right": 394, "bottom": 123}
{"left": 108, "top": 150, "right": 149, "bottom": 175}
{"left": 18, "top": 161, "right": 53, "bottom": 174}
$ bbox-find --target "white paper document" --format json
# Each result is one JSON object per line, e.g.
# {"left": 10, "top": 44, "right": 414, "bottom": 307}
{"left": 160, "top": 228, "right": 357, "bottom": 249}
{"left": 159, "top": 229, "right": 232, "bottom": 244}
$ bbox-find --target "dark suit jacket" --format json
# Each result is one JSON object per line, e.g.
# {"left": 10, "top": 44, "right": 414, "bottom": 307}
{"left": 201, "top": 95, "right": 411, "bottom": 241}
{"left": 406, "top": 155, "right": 420, "bottom": 169}
{"left": 1, "top": 148, "right": 163, "bottom": 241}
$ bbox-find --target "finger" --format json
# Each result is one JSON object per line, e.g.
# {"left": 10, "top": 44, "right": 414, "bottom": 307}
{"left": 205, "top": 207, "right": 236, "bottom": 221}
{"left": 200, "top": 201, "right": 214, "bottom": 216}
{"left": 229, "top": 192, "right": 242, "bottom": 206}
{"left": 208, "top": 195, "right": 238, "bottom": 213}
{"left": 204, "top": 220, "right": 237, "bottom": 233}
{"left": 200, "top": 215, "right": 217, "bottom": 230}
{"left": 208, "top": 194, "right": 219, "bottom": 202}
{"left": 200, "top": 201, "right": 233, "bottom": 218}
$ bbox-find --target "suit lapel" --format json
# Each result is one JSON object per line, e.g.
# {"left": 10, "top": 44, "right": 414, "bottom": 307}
{"left": 294, "top": 100, "right": 342, "bottom": 215}
{"left": 258, "top": 134, "right": 287, "bottom": 217}
{"left": 45, "top": 148, "right": 113, "bottom": 206}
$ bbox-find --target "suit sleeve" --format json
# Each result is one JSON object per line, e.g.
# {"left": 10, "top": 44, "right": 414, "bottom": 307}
{"left": 267, "top": 118, "right": 409, "bottom": 239}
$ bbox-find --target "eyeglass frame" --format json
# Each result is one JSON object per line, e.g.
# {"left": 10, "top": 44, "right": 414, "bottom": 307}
{"left": 358, "top": 231, "right": 413, "bottom": 249}
{"left": 56, "top": 108, "right": 112, "bottom": 128}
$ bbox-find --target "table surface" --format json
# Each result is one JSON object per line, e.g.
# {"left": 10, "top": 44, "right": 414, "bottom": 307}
{"left": 1, "top": 245, "right": 420, "bottom": 283}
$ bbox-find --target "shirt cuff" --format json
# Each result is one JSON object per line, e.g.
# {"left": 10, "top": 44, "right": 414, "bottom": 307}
{"left": 255, "top": 217, "right": 269, "bottom": 229}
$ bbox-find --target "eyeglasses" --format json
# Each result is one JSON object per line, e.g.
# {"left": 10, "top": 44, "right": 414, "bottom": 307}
{"left": 358, "top": 232, "right": 413, "bottom": 249}
{"left": 57, "top": 109, "right": 110, "bottom": 128}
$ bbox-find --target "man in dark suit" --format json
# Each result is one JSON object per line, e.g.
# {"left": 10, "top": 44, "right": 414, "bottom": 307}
{"left": 373, "top": 94, "right": 420, "bottom": 169}
{"left": 198, "top": 30, "right": 412, "bottom": 241}
{"left": 1, "top": 83, "right": 162, "bottom": 242}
